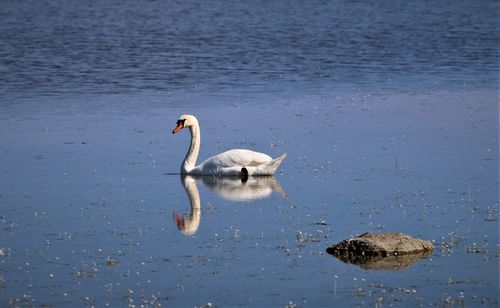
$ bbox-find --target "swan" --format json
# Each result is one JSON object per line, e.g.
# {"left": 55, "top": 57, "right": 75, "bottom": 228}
{"left": 172, "top": 114, "right": 287, "bottom": 176}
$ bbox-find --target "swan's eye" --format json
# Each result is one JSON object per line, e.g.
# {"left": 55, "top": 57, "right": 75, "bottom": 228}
{"left": 172, "top": 119, "right": 186, "bottom": 134}
{"left": 177, "top": 119, "right": 186, "bottom": 127}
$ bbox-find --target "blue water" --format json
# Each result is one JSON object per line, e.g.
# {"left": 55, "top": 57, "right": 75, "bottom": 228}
{"left": 0, "top": 0, "right": 498, "bottom": 100}
{"left": 0, "top": 1, "right": 498, "bottom": 307}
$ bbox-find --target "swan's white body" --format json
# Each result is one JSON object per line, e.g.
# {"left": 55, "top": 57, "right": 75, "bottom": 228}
{"left": 172, "top": 115, "right": 287, "bottom": 176}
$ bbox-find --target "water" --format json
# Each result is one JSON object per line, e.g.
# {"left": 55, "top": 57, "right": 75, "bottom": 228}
{"left": 0, "top": 0, "right": 498, "bottom": 99}
{"left": 0, "top": 0, "right": 498, "bottom": 307}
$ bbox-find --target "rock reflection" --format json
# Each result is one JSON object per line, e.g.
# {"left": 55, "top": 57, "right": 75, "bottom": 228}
{"left": 174, "top": 175, "right": 286, "bottom": 235}
{"left": 328, "top": 251, "right": 433, "bottom": 270}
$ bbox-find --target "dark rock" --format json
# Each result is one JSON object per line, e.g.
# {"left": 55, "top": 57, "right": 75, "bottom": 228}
{"left": 326, "top": 232, "right": 434, "bottom": 270}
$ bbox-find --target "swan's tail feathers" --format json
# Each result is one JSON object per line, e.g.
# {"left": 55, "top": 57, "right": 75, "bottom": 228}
{"left": 262, "top": 152, "right": 288, "bottom": 175}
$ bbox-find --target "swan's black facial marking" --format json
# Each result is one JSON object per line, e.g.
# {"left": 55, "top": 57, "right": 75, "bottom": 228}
{"left": 172, "top": 119, "right": 186, "bottom": 134}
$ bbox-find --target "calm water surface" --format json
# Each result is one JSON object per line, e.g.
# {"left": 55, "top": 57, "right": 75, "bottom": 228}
{"left": 1, "top": 90, "right": 498, "bottom": 306}
{"left": 0, "top": 0, "right": 498, "bottom": 307}
{"left": 0, "top": 0, "right": 498, "bottom": 99}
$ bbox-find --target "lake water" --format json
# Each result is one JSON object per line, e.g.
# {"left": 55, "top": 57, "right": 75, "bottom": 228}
{"left": 1, "top": 0, "right": 498, "bottom": 99}
{"left": 0, "top": 0, "right": 498, "bottom": 307}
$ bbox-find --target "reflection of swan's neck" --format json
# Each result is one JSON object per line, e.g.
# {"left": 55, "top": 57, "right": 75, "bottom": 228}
{"left": 182, "top": 124, "right": 200, "bottom": 174}
{"left": 179, "top": 176, "right": 201, "bottom": 236}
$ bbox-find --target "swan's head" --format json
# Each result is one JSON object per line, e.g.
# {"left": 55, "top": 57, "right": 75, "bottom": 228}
{"left": 172, "top": 114, "right": 198, "bottom": 134}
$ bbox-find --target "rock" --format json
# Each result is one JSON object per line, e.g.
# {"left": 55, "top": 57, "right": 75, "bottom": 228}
{"left": 327, "top": 232, "right": 434, "bottom": 256}
{"left": 326, "top": 232, "right": 434, "bottom": 270}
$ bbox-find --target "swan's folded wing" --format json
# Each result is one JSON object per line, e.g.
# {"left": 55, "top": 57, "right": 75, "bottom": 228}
{"left": 202, "top": 149, "right": 272, "bottom": 168}
{"left": 195, "top": 149, "right": 286, "bottom": 175}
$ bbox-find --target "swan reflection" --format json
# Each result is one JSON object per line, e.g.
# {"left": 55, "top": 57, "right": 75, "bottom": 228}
{"left": 174, "top": 175, "right": 286, "bottom": 236}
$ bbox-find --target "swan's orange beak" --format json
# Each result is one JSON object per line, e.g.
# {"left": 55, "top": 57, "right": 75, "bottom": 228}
{"left": 172, "top": 120, "right": 184, "bottom": 134}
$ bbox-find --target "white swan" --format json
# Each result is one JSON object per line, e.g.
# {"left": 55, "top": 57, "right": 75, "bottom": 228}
{"left": 172, "top": 114, "right": 287, "bottom": 176}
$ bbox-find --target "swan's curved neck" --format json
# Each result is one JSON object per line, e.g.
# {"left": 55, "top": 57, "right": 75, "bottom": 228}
{"left": 181, "top": 123, "right": 200, "bottom": 174}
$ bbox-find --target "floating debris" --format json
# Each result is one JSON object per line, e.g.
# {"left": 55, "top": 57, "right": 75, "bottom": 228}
{"left": 106, "top": 257, "right": 120, "bottom": 266}
{"left": 310, "top": 220, "right": 329, "bottom": 226}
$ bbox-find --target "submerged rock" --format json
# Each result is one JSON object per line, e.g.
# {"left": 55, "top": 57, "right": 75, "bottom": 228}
{"left": 326, "top": 232, "right": 434, "bottom": 270}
